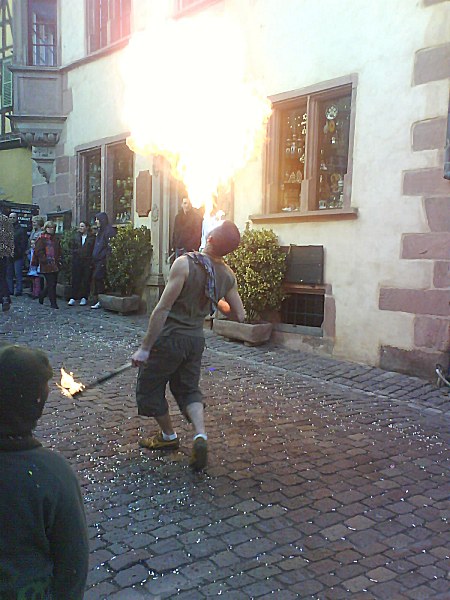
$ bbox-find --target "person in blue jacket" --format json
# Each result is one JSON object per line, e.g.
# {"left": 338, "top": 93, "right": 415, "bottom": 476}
{"left": 0, "top": 344, "right": 89, "bottom": 599}
{"left": 91, "top": 211, "right": 116, "bottom": 309}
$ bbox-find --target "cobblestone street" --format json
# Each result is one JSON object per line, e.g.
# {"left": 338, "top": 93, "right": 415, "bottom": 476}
{"left": 1, "top": 296, "right": 449, "bottom": 599}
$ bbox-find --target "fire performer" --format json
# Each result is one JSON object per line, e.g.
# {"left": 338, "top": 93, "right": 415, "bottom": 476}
{"left": 132, "top": 220, "right": 245, "bottom": 471}
{"left": 0, "top": 345, "right": 89, "bottom": 599}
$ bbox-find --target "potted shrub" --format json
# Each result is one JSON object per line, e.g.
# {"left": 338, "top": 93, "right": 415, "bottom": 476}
{"left": 99, "top": 225, "right": 152, "bottom": 314}
{"left": 214, "top": 227, "right": 287, "bottom": 345}
{"left": 56, "top": 227, "right": 77, "bottom": 299}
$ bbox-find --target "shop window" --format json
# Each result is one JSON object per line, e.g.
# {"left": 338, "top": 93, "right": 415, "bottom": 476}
{"left": 83, "top": 148, "right": 101, "bottom": 226}
{"left": 264, "top": 77, "right": 356, "bottom": 218}
{"left": 28, "top": 0, "right": 57, "bottom": 66}
{"left": 109, "top": 142, "right": 133, "bottom": 225}
{"left": 79, "top": 140, "right": 134, "bottom": 227}
{"left": 281, "top": 290, "right": 324, "bottom": 329}
{"left": 87, "top": 0, "right": 131, "bottom": 54}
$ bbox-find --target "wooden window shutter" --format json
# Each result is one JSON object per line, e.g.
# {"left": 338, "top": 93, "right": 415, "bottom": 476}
{"left": 1, "top": 57, "right": 13, "bottom": 109}
{"left": 87, "top": 0, "right": 99, "bottom": 53}
{"left": 136, "top": 170, "right": 152, "bottom": 217}
{"left": 283, "top": 245, "right": 324, "bottom": 284}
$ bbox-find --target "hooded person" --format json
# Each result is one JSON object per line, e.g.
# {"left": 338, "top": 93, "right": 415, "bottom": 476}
{"left": 6, "top": 212, "right": 28, "bottom": 297}
{"left": 91, "top": 211, "right": 116, "bottom": 309}
{"left": 0, "top": 345, "right": 89, "bottom": 599}
{"left": 131, "top": 220, "right": 245, "bottom": 472}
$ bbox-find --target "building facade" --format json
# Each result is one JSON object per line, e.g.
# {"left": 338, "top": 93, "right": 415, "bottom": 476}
{"left": 0, "top": 0, "right": 32, "bottom": 205}
{"left": 8, "top": 0, "right": 450, "bottom": 378}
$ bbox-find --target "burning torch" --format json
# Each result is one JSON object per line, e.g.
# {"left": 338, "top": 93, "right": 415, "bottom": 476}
{"left": 57, "top": 362, "right": 133, "bottom": 398}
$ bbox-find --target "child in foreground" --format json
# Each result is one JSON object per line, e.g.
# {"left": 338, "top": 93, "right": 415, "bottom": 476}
{"left": 0, "top": 344, "right": 89, "bottom": 599}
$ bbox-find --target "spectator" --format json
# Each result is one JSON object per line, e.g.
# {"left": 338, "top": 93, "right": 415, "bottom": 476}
{"left": 172, "top": 197, "right": 203, "bottom": 259}
{"left": 0, "top": 344, "right": 89, "bottom": 599}
{"left": 28, "top": 216, "right": 44, "bottom": 299}
{"left": 68, "top": 221, "right": 95, "bottom": 307}
{"left": 6, "top": 212, "right": 27, "bottom": 297}
{"left": 32, "top": 221, "right": 62, "bottom": 310}
{"left": 0, "top": 211, "right": 14, "bottom": 312}
{"left": 91, "top": 212, "right": 116, "bottom": 309}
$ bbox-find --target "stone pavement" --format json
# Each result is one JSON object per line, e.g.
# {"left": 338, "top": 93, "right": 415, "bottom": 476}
{"left": 1, "top": 295, "right": 449, "bottom": 599}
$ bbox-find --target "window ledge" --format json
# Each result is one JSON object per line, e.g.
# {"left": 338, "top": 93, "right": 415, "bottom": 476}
{"left": 61, "top": 38, "right": 131, "bottom": 73}
{"left": 274, "top": 323, "right": 323, "bottom": 337}
{"left": 250, "top": 207, "right": 358, "bottom": 223}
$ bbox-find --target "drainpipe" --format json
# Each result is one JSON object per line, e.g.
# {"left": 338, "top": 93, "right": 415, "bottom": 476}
{"left": 444, "top": 96, "right": 450, "bottom": 180}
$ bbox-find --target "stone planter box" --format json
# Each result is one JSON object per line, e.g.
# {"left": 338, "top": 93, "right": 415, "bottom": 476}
{"left": 98, "top": 293, "right": 141, "bottom": 315}
{"left": 56, "top": 283, "right": 72, "bottom": 300}
{"left": 213, "top": 319, "right": 273, "bottom": 346}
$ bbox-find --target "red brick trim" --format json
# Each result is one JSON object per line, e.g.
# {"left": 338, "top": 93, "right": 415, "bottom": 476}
{"left": 413, "top": 43, "right": 450, "bottom": 85}
{"left": 55, "top": 156, "right": 69, "bottom": 174}
{"left": 414, "top": 315, "right": 450, "bottom": 351}
{"left": 379, "top": 288, "right": 450, "bottom": 316}
{"left": 425, "top": 197, "right": 450, "bottom": 231}
{"left": 380, "top": 345, "right": 447, "bottom": 380}
{"left": 433, "top": 261, "right": 450, "bottom": 288}
{"left": 402, "top": 232, "right": 450, "bottom": 260}
{"left": 412, "top": 117, "right": 447, "bottom": 151}
{"left": 403, "top": 168, "right": 450, "bottom": 196}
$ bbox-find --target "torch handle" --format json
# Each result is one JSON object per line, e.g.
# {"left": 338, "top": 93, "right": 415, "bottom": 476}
{"left": 72, "top": 361, "right": 133, "bottom": 396}
{"left": 88, "top": 361, "right": 133, "bottom": 386}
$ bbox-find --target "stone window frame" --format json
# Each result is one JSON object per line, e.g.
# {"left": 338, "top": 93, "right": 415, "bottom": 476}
{"left": 252, "top": 74, "right": 359, "bottom": 224}
{"left": 86, "top": 0, "right": 131, "bottom": 55}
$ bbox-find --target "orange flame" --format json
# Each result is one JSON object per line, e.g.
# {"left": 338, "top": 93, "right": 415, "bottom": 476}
{"left": 56, "top": 368, "right": 85, "bottom": 398}
{"left": 120, "top": 13, "right": 272, "bottom": 213}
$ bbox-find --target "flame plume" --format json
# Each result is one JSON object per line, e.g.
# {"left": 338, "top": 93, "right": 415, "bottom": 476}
{"left": 120, "top": 13, "right": 272, "bottom": 213}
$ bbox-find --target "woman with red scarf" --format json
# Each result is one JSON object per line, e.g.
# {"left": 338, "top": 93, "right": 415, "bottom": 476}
{"left": 32, "top": 221, "right": 62, "bottom": 309}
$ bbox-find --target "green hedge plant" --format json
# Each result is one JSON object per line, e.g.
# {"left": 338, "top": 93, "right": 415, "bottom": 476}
{"left": 107, "top": 225, "right": 152, "bottom": 296}
{"left": 226, "top": 227, "right": 286, "bottom": 323}
{"left": 58, "top": 227, "right": 77, "bottom": 285}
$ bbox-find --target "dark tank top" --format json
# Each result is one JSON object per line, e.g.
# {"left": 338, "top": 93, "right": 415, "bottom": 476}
{"left": 161, "top": 255, "right": 236, "bottom": 338}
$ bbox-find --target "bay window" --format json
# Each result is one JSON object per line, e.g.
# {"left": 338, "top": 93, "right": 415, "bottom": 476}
{"left": 28, "top": 0, "right": 57, "bottom": 66}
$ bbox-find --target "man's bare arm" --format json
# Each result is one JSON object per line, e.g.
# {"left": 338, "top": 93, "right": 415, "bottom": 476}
{"left": 217, "top": 284, "right": 246, "bottom": 322}
{"left": 131, "top": 257, "right": 188, "bottom": 365}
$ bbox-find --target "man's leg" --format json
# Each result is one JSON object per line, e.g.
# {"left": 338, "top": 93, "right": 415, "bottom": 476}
{"left": 0, "top": 257, "right": 11, "bottom": 311}
{"left": 14, "top": 258, "right": 23, "bottom": 295}
{"left": 169, "top": 338, "right": 208, "bottom": 470}
{"left": 136, "top": 339, "right": 184, "bottom": 450}
{"left": 6, "top": 258, "right": 13, "bottom": 295}
{"left": 47, "top": 272, "right": 58, "bottom": 307}
{"left": 185, "top": 402, "right": 206, "bottom": 437}
{"left": 154, "top": 412, "right": 176, "bottom": 436}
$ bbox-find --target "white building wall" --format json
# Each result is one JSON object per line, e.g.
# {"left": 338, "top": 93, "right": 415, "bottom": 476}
{"left": 57, "top": 0, "right": 449, "bottom": 368}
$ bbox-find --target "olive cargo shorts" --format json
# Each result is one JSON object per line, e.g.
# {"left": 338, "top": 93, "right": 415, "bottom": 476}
{"left": 136, "top": 335, "right": 205, "bottom": 417}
